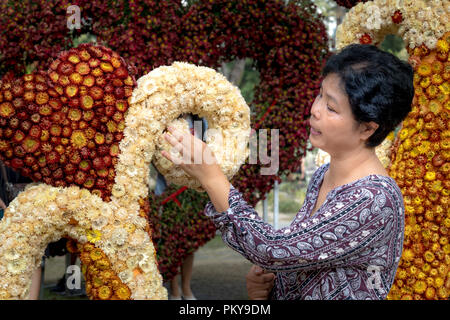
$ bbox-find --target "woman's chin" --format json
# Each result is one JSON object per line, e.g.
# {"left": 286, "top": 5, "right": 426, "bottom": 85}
{"left": 309, "top": 135, "right": 322, "bottom": 148}
{"left": 310, "top": 139, "right": 330, "bottom": 155}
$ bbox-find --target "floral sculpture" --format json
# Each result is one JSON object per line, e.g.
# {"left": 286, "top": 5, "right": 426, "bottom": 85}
{"left": 336, "top": 0, "right": 449, "bottom": 300}
{"left": 0, "top": 0, "right": 328, "bottom": 295}
{"left": 0, "top": 43, "right": 250, "bottom": 299}
{"left": 0, "top": 0, "right": 329, "bottom": 205}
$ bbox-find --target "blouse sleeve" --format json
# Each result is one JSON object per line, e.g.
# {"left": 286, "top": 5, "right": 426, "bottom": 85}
{"left": 204, "top": 180, "right": 403, "bottom": 273}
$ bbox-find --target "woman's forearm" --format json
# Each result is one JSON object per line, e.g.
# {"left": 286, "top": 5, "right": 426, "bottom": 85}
{"left": 201, "top": 171, "right": 230, "bottom": 213}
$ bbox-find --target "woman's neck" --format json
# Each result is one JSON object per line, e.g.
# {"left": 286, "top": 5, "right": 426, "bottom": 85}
{"left": 327, "top": 146, "right": 382, "bottom": 188}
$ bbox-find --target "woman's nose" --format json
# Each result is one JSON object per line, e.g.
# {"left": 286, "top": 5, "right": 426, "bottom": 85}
{"left": 310, "top": 99, "right": 320, "bottom": 120}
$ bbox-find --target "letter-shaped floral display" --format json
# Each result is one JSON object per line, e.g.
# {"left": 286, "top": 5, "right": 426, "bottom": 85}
{"left": 0, "top": 44, "right": 250, "bottom": 299}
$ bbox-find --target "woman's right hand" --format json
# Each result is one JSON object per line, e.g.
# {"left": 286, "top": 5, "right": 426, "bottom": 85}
{"left": 246, "top": 265, "right": 275, "bottom": 300}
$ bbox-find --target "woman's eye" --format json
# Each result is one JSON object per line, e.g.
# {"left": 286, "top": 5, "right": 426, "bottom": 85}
{"left": 327, "top": 105, "right": 335, "bottom": 112}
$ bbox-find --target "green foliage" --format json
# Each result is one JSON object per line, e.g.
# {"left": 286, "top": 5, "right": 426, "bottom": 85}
{"left": 381, "top": 34, "right": 409, "bottom": 61}
{"left": 262, "top": 179, "right": 307, "bottom": 214}
{"left": 72, "top": 33, "right": 97, "bottom": 47}
{"left": 238, "top": 59, "right": 260, "bottom": 104}
{"left": 279, "top": 199, "right": 301, "bottom": 213}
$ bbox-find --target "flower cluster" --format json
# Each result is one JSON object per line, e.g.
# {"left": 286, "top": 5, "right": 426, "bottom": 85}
{"left": 90, "top": 0, "right": 181, "bottom": 77}
{"left": 0, "top": 42, "right": 251, "bottom": 299}
{"left": 0, "top": 43, "right": 135, "bottom": 201}
{"left": 336, "top": 0, "right": 450, "bottom": 50}
{"left": 66, "top": 197, "right": 156, "bottom": 300}
{"left": 376, "top": 132, "right": 396, "bottom": 168}
{"left": 68, "top": 241, "right": 132, "bottom": 300}
{"left": 9, "top": 0, "right": 327, "bottom": 206}
{"left": 0, "top": 184, "right": 166, "bottom": 300}
{"left": 386, "top": 32, "right": 449, "bottom": 301}
{"left": 148, "top": 185, "right": 215, "bottom": 280}
{"left": 1, "top": 0, "right": 329, "bottom": 293}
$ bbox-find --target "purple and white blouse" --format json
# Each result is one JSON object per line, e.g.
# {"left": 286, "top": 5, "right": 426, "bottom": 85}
{"left": 204, "top": 163, "right": 405, "bottom": 300}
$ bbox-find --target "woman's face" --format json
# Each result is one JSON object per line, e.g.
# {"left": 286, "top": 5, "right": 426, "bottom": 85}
{"left": 309, "top": 73, "right": 373, "bottom": 156}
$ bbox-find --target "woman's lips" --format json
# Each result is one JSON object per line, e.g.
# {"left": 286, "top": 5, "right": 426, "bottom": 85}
{"left": 310, "top": 127, "right": 321, "bottom": 135}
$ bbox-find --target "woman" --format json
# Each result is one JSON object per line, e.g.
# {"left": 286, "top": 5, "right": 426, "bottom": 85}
{"left": 161, "top": 44, "right": 414, "bottom": 299}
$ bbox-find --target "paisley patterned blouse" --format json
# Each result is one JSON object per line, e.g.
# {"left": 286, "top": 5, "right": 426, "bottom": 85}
{"left": 204, "top": 163, "right": 405, "bottom": 300}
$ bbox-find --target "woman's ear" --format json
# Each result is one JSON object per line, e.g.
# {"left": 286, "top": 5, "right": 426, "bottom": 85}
{"left": 359, "top": 121, "right": 379, "bottom": 141}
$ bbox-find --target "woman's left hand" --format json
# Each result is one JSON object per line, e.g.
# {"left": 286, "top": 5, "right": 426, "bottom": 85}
{"left": 161, "top": 126, "right": 222, "bottom": 186}
{"left": 162, "top": 126, "right": 231, "bottom": 213}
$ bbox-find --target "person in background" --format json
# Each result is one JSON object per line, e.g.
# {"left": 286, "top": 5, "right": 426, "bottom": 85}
{"left": 156, "top": 114, "right": 208, "bottom": 300}
{"left": 154, "top": 169, "right": 197, "bottom": 300}
{"left": 0, "top": 161, "right": 42, "bottom": 300}
{"left": 0, "top": 197, "right": 6, "bottom": 219}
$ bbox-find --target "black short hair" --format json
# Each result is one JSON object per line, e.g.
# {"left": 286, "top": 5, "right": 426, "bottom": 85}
{"left": 322, "top": 44, "right": 414, "bottom": 147}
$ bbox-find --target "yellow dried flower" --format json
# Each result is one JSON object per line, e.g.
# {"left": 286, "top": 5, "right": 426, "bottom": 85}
{"left": 424, "top": 251, "right": 435, "bottom": 263}
{"left": 436, "top": 39, "right": 449, "bottom": 53}
{"left": 115, "top": 284, "right": 131, "bottom": 300}
{"left": 98, "top": 286, "right": 113, "bottom": 300}
{"left": 89, "top": 248, "right": 103, "bottom": 261}
{"left": 86, "top": 229, "right": 102, "bottom": 243}
{"left": 424, "top": 171, "right": 436, "bottom": 181}
{"left": 413, "top": 280, "right": 427, "bottom": 294}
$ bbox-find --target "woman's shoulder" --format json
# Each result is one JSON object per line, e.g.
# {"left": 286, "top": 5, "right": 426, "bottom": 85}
{"left": 350, "top": 174, "right": 404, "bottom": 210}
{"left": 364, "top": 174, "right": 400, "bottom": 192}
